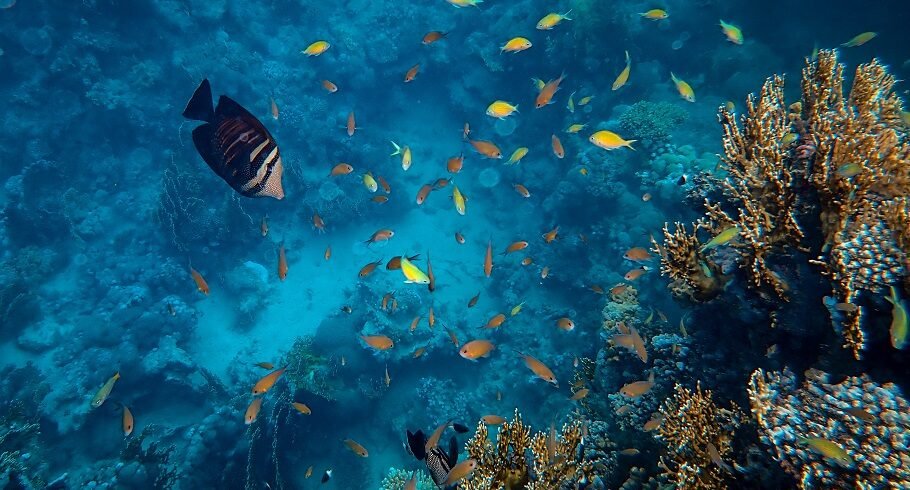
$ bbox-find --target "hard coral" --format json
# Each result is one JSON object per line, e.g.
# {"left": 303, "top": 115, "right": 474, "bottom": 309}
{"left": 748, "top": 368, "right": 910, "bottom": 488}
{"left": 619, "top": 101, "right": 688, "bottom": 145}
{"left": 651, "top": 221, "right": 725, "bottom": 302}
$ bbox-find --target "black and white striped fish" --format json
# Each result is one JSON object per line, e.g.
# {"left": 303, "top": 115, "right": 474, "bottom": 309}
{"left": 406, "top": 429, "right": 458, "bottom": 488}
{"left": 182, "top": 79, "right": 285, "bottom": 200}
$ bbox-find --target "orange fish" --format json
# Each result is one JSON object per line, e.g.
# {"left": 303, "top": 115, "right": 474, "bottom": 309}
{"left": 455, "top": 231, "right": 466, "bottom": 244}
{"left": 405, "top": 64, "right": 420, "bottom": 82}
{"left": 556, "top": 317, "right": 575, "bottom": 331}
{"left": 292, "top": 402, "right": 312, "bottom": 415}
{"left": 277, "top": 244, "right": 288, "bottom": 281}
{"left": 313, "top": 213, "right": 326, "bottom": 232}
{"left": 324, "top": 246, "right": 332, "bottom": 261}
{"left": 623, "top": 247, "right": 652, "bottom": 262}
{"left": 413, "top": 346, "right": 427, "bottom": 358}
{"left": 381, "top": 292, "right": 394, "bottom": 311}
{"left": 630, "top": 327, "right": 648, "bottom": 363}
{"left": 519, "top": 352, "right": 558, "bottom": 387}
{"left": 484, "top": 241, "right": 493, "bottom": 277}
{"left": 344, "top": 438, "right": 369, "bottom": 457}
{"left": 551, "top": 134, "right": 565, "bottom": 158}
{"left": 521, "top": 257, "right": 533, "bottom": 266}
{"left": 616, "top": 321, "right": 631, "bottom": 335}
{"left": 616, "top": 405, "right": 632, "bottom": 415}
{"left": 425, "top": 419, "right": 453, "bottom": 452}
{"left": 386, "top": 254, "right": 421, "bottom": 270}
{"left": 542, "top": 226, "right": 559, "bottom": 243}
{"left": 445, "top": 326, "right": 460, "bottom": 347}
{"left": 468, "top": 292, "right": 480, "bottom": 308}
{"left": 504, "top": 241, "right": 529, "bottom": 254}
{"left": 245, "top": 398, "right": 263, "bottom": 424}
{"left": 347, "top": 111, "right": 357, "bottom": 137}
{"left": 365, "top": 229, "right": 394, "bottom": 245}
{"left": 536, "top": 72, "right": 567, "bottom": 108}
{"left": 260, "top": 216, "right": 269, "bottom": 237}
{"left": 416, "top": 184, "right": 433, "bottom": 205}
{"left": 270, "top": 97, "right": 279, "bottom": 120}
{"left": 469, "top": 139, "right": 503, "bottom": 159}
{"left": 484, "top": 313, "right": 506, "bottom": 329}
{"left": 372, "top": 195, "right": 389, "bottom": 204}
{"left": 190, "top": 266, "right": 209, "bottom": 295}
{"left": 376, "top": 175, "right": 391, "bottom": 194}
{"left": 322, "top": 79, "right": 338, "bottom": 93}
{"left": 447, "top": 154, "right": 464, "bottom": 173}
{"left": 409, "top": 316, "right": 421, "bottom": 332}
{"left": 460, "top": 339, "right": 495, "bottom": 360}
{"left": 360, "top": 334, "right": 394, "bottom": 351}
{"left": 428, "top": 307, "right": 436, "bottom": 328}
{"left": 255, "top": 362, "right": 275, "bottom": 370}
{"left": 513, "top": 184, "right": 531, "bottom": 198}
{"left": 432, "top": 178, "right": 450, "bottom": 189}
{"left": 643, "top": 414, "right": 664, "bottom": 431}
{"left": 427, "top": 251, "right": 436, "bottom": 292}
{"left": 541, "top": 266, "right": 550, "bottom": 279}
{"left": 422, "top": 31, "right": 447, "bottom": 45}
{"left": 589, "top": 285, "right": 605, "bottom": 294}
{"left": 570, "top": 388, "right": 589, "bottom": 401}
{"left": 482, "top": 414, "right": 506, "bottom": 425}
{"left": 620, "top": 372, "right": 655, "bottom": 398}
{"left": 329, "top": 162, "right": 354, "bottom": 176}
{"left": 252, "top": 367, "right": 287, "bottom": 395}
{"left": 359, "top": 259, "right": 383, "bottom": 278}
{"left": 122, "top": 405, "right": 134, "bottom": 437}
{"left": 610, "top": 284, "right": 628, "bottom": 295}
{"left": 641, "top": 192, "right": 652, "bottom": 202}
{"left": 624, "top": 268, "right": 647, "bottom": 281}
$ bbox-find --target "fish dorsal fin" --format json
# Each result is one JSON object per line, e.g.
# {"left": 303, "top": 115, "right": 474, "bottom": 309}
{"left": 447, "top": 435, "right": 458, "bottom": 466}
{"left": 183, "top": 79, "right": 215, "bottom": 123}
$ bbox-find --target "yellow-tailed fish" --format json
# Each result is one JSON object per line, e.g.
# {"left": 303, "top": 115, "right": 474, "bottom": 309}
{"left": 302, "top": 40, "right": 330, "bottom": 56}
{"left": 578, "top": 95, "right": 594, "bottom": 105}
{"left": 531, "top": 77, "right": 545, "bottom": 91}
{"left": 510, "top": 301, "right": 525, "bottom": 316}
{"left": 91, "top": 372, "right": 121, "bottom": 408}
{"left": 700, "top": 225, "right": 739, "bottom": 251}
{"left": 500, "top": 37, "right": 532, "bottom": 53}
{"left": 885, "top": 286, "right": 908, "bottom": 350}
{"left": 798, "top": 438, "right": 854, "bottom": 467}
{"left": 566, "top": 123, "right": 586, "bottom": 133}
{"left": 671, "top": 72, "right": 695, "bottom": 102}
{"left": 567, "top": 91, "right": 576, "bottom": 113}
{"left": 486, "top": 100, "right": 519, "bottom": 119}
{"left": 719, "top": 20, "right": 743, "bottom": 45}
{"left": 612, "top": 50, "right": 631, "bottom": 91}
{"left": 537, "top": 10, "right": 572, "bottom": 30}
{"left": 453, "top": 185, "right": 467, "bottom": 215}
{"left": 639, "top": 9, "right": 668, "bottom": 20}
{"left": 507, "top": 147, "right": 528, "bottom": 164}
{"left": 401, "top": 256, "right": 431, "bottom": 284}
{"left": 363, "top": 172, "right": 378, "bottom": 192}
{"left": 841, "top": 32, "right": 877, "bottom": 47}
{"left": 390, "top": 141, "right": 412, "bottom": 171}
{"left": 781, "top": 132, "right": 799, "bottom": 145}
{"left": 447, "top": 0, "right": 482, "bottom": 8}
{"left": 589, "top": 130, "right": 636, "bottom": 150}
{"left": 836, "top": 163, "right": 862, "bottom": 178}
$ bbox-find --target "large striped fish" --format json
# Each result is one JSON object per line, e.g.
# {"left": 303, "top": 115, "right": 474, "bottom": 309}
{"left": 406, "top": 429, "right": 458, "bottom": 487}
{"left": 182, "top": 79, "right": 285, "bottom": 200}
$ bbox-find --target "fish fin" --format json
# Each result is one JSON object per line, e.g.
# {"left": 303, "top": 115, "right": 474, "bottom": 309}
{"left": 183, "top": 79, "right": 214, "bottom": 123}
{"left": 625, "top": 140, "right": 638, "bottom": 151}
{"left": 447, "top": 436, "right": 458, "bottom": 466}
{"left": 190, "top": 124, "right": 223, "bottom": 175}
{"left": 407, "top": 430, "right": 428, "bottom": 460}
{"left": 562, "top": 9, "right": 572, "bottom": 20}
{"left": 390, "top": 141, "right": 401, "bottom": 156}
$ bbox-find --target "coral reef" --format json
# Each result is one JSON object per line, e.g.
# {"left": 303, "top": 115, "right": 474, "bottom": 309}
{"left": 380, "top": 467, "right": 435, "bottom": 490}
{"left": 619, "top": 101, "right": 688, "bottom": 146}
{"left": 748, "top": 368, "right": 910, "bottom": 488}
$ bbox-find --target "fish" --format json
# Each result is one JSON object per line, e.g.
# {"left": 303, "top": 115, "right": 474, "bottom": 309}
{"left": 589, "top": 130, "right": 636, "bottom": 150}
{"left": 616, "top": 405, "right": 632, "bottom": 415}
{"left": 518, "top": 352, "right": 558, "bottom": 387}
{"left": 452, "top": 423, "right": 469, "bottom": 434}
{"left": 552, "top": 134, "right": 565, "bottom": 158}
{"left": 571, "top": 388, "right": 589, "bottom": 400}
{"left": 302, "top": 40, "right": 330, "bottom": 56}
{"left": 365, "top": 229, "right": 394, "bottom": 245}
{"left": 536, "top": 72, "right": 567, "bottom": 108}
{"left": 531, "top": 77, "right": 546, "bottom": 90}
{"left": 413, "top": 346, "right": 427, "bottom": 358}
{"left": 426, "top": 252, "right": 436, "bottom": 292}
{"left": 305, "top": 466, "right": 313, "bottom": 478}
{"left": 620, "top": 372, "right": 655, "bottom": 398}
{"left": 121, "top": 405, "right": 134, "bottom": 437}
{"left": 360, "top": 334, "right": 394, "bottom": 351}
{"left": 625, "top": 268, "right": 647, "bottom": 281}
{"left": 578, "top": 95, "right": 594, "bottom": 105}
{"left": 842, "top": 32, "right": 877, "bottom": 47}
{"left": 252, "top": 367, "right": 287, "bottom": 395}
{"left": 504, "top": 241, "right": 529, "bottom": 254}
{"left": 567, "top": 91, "right": 576, "bottom": 112}
{"left": 500, "top": 37, "right": 532, "bottom": 53}
{"left": 556, "top": 317, "right": 575, "bottom": 331}
{"left": 799, "top": 437, "right": 854, "bottom": 467}
{"left": 765, "top": 344, "right": 779, "bottom": 357}
{"left": 543, "top": 226, "right": 560, "bottom": 243}
{"left": 346, "top": 111, "right": 357, "bottom": 137}
{"left": 460, "top": 339, "right": 495, "bottom": 360}
{"left": 91, "top": 372, "right": 120, "bottom": 408}
{"left": 426, "top": 420, "right": 453, "bottom": 452}
{"left": 610, "top": 284, "right": 629, "bottom": 296}
{"left": 513, "top": 183, "right": 531, "bottom": 198}
{"left": 455, "top": 232, "right": 466, "bottom": 244}
{"left": 447, "top": 154, "right": 464, "bottom": 173}
{"left": 670, "top": 72, "right": 696, "bottom": 102}
{"left": 566, "top": 123, "right": 586, "bottom": 134}
{"left": 416, "top": 184, "right": 433, "bottom": 205}
{"left": 486, "top": 100, "right": 519, "bottom": 119}
{"left": 344, "top": 439, "right": 369, "bottom": 457}
{"left": 422, "top": 31, "right": 447, "bottom": 45}
{"left": 484, "top": 241, "right": 493, "bottom": 277}
{"left": 401, "top": 256, "right": 431, "bottom": 284}
{"left": 521, "top": 257, "right": 532, "bottom": 265}
{"left": 269, "top": 97, "right": 279, "bottom": 120}
{"left": 469, "top": 139, "right": 503, "bottom": 159}
{"left": 837, "top": 163, "right": 862, "bottom": 178}
{"left": 321, "top": 469, "right": 332, "bottom": 483}
{"left": 443, "top": 459, "right": 478, "bottom": 486}
{"left": 452, "top": 185, "right": 468, "bottom": 215}
{"left": 277, "top": 244, "right": 288, "bottom": 281}
{"left": 404, "top": 473, "right": 417, "bottom": 490}
{"left": 341, "top": 305, "right": 352, "bottom": 314}
{"left": 484, "top": 313, "right": 506, "bottom": 329}
{"left": 507, "top": 147, "right": 528, "bottom": 165}
{"left": 324, "top": 246, "right": 332, "bottom": 261}
{"left": 341, "top": 356, "right": 346, "bottom": 366}
{"left": 579, "top": 167, "right": 589, "bottom": 176}
{"left": 385, "top": 365, "right": 391, "bottom": 387}
{"left": 643, "top": 414, "right": 663, "bottom": 431}
{"left": 462, "top": 122, "right": 471, "bottom": 140}
{"left": 406, "top": 429, "right": 459, "bottom": 487}
{"left": 190, "top": 266, "right": 210, "bottom": 295}
{"left": 642, "top": 192, "right": 652, "bottom": 202}
{"left": 537, "top": 10, "right": 572, "bottom": 30}
{"left": 590, "top": 285, "right": 604, "bottom": 294}
{"left": 700, "top": 225, "right": 739, "bottom": 251}
{"left": 381, "top": 292, "right": 394, "bottom": 311}
{"left": 844, "top": 407, "right": 876, "bottom": 423}
{"left": 312, "top": 212, "right": 326, "bottom": 232}
{"left": 410, "top": 316, "right": 421, "bottom": 332}
{"left": 358, "top": 259, "right": 383, "bottom": 278}
{"left": 255, "top": 362, "right": 274, "bottom": 370}
{"left": 444, "top": 326, "right": 460, "bottom": 347}
{"left": 182, "top": 79, "right": 285, "bottom": 199}
{"left": 885, "top": 286, "right": 908, "bottom": 350}
{"left": 405, "top": 64, "right": 420, "bottom": 83}
{"left": 719, "top": 20, "right": 743, "bottom": 44}
{"left": 372, "top": 195, "right": 389, "bottom": 204}
{"left": 612, "top": 50, "right": 631, "bottom": 90}
{"left": 639, "top": 9, "right": 668, "bottom": 19}
{"left": 619, "top": 448, "right": 640, "bottom": 456}
{"left": 245, "top": 398, "right": 263, "bottom": 424}
{"left": 386, "top": 254, "right": 421, "bottom": 271}
{"left": 468, "top": 292, "right": 480, "bottom": 308}
{"left": 363, "top": 172, "right": 379, "bottom": 193}
{"left": 321, "top": 80, "right": 338, "bottom": 93}
{"left": 292, "top": 402, "right": 312, "bottom": 415}
{"left": 446, "top": 0, "right": 482, "bottom": 7}
{"left": 390, "top": 141, "right": 412, "bottom": 171}
{"left": 432, "top": 178, "right": 450, "bottom": 190}
{"left": 329, "top": 162, "right": 353, "bottom": 176}
{"left": 510, "top": 301, "right": 525, "bottom": 316}
{"left": 630, "top": 327, "right": 648, "bottom": 363}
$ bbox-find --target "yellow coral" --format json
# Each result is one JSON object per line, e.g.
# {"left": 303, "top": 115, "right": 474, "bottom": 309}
{"left": 651, "top": 221, "right": 725, "bottom": 302}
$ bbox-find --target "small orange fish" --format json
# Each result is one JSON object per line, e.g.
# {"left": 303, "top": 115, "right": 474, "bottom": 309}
{"left": 122, "top": 405, "right": 134, "bottom": 437}
{"left": 329, "top": 162, "right": 354, "bottom": 176}
{"left": 432, "top": 178, "right": 450, "bottom": 190}
{"left": 630, "top": 327, "right": 648, "bottom": 363}
{"left": 347, "top": 111, "right": 357, "bottom": 137}
{"left": 455, "top": 231, "right": 466, "bottom": 244}
{"left": 381, "top": 292, "right": 394, "bottom": 311}
{"left": 590, "top": 285, "right": 605, "bottom": 294}
{"left": 616, "top": 405, "right": 632, "bottom": 415}
{"left": 482, "top": 414, "right": 506, "bottom": 425}
{"left": 521, "top": 257, "right": 533, "bottom": 266}
{"left": 324, "top": 246, "right": 332, "bottom": 261}
{"left": 469, "top": 139, "right": 503, "bottom": 159}
{"left": 405, "top": 64, "right": 420, "bottom": 82}
{"left": 413, "top": 346, "right": 427, "bottom": 358}
{"left": 360, "top": 334, "right": 394, "bottom": 351}
{"left": 359, "top": 259, "right": 383, "bottom": 278}
{"left": 312, "top": 213, "right": 326, "bottom": 232}
{"left": 428, "top": 307, "right": 436, "bottom": 328}
{"left": 619, "top": 448, "right": 640, "bottom": 456}
{"left": 484, "top": 240, "right": 493, "bottom": 277}
{"left": 270, "top": 97, "right": 279, "bottom": 120}
{"left": 305, "top": 466, "right": 313, "bottom": 478}
{"left": 344, "top": 439, "right": 369, "bottom": 457}
{"left": 422, "top": 31, "right": 447, "bottom": 45}
{"left": 427, "top": 251, "right": 436, "bottom": 292}
{"left": 624, "top": 268, "right": 647, "bottom": 281}
{"left": 570, "top": 388, "right": 589, "bottom": 400}
{"left": 551, "top": 134, "right": 565, "bottom": 158}
{"left": 536, "top": 72, "right": 567, "bottom": 108}
{"left": 260, "top": 216, "right": 269, "bottom": 237}
{"left": 245, "top": 398, "right": 263, "bottom": 424}
{"left": 277, "top": 244, "right": 288, "bottom": 281}
{"left": 416, "top": 184, "right": 433, "bottom": 205}
{"left": 610, "top": 284, "right": 628, "bottom": 295}
{"left": 442, "top": 459, "right": 478, "bottom": 485}
{"left": 641, "top": 192, "right": 652, "bottom": 202}
{"left": 255, "top": 362, "right": 274, "bottom": 370}
{"left": 372, "top": 195, "right": 389, "bottom": 204}
{"left": 556, "top": 317, "right": 575, "bottom": 331}
{"left": 616, "top": 321, "right": 631, "bottom": 335}
{"left": 190, "top": 266, "right": 209, "bottom": 295}
{"left": 365, "top": 229, "right": 394, "bottom": 245}
{"left": 377, "top": 175, "right": 391, "bottom": 194}
{"left": 460, "top": 339, "right": 495, "bottom": 360}
{"left": 468, "top": 292, "right": 480, "bottom": 308}
{"left": 386, "top": 254, "right": 421, "bottom": 270}
{"left": 623, "top": 247, "right": 652, "bottom": 262}
{"left": 542, "top": 226, "right": 559, "bottom": 243}
{"left": 484, "top": 313, "right": 506, "bottom": 329}
{"left": 504, "top": 241, "right": 529, "bottom": 254}
{"left": 643, "top": 414, "right": 664, "bottom": 431}
{"left": 447, "top": 154, "right": 464, "bottom": 173}
{"left": 292, "top": 402, "right": 312, "bottom": 415}
{"left": 513, "top": 183, "right": 531, "bottom": 198}
{"left": 445, "top": 326, "right": 460, "bottom": 347}
{"left": 322, "top": 80, "right": 338, "bottom": 93}
{"left": 410, "top": 316, "right": 421, "bottom": 332}
{"left": 252, "top": 367, "right": 287, "bottom": 395}
{"left": 519, "top": 352, "right": 558, "bottom": 387}
{"left": 425, "top": 420, "right": 453, "bottom": 451}
{"left": 620, "top": 372, "right": 655, "bottom": 398}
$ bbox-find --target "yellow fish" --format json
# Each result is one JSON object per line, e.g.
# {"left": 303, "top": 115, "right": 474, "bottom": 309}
{"left": 302, "top": 41, "right": 330, "bottom": 56}
{"left": 91, "top": 372, "right": 120, "bottom": 408}
{"left": 700, "top": 225, "right": 739, "bottom": 251}
{"left": 639, "top": 9, "right": 668, "bottom": 20}
{"left": 566, "top": 124, "right": 586, "bottom": 133}
{"left": 500, "top": 37, "right": 532, "bottom": 53}
{"left": 781, "top": 132, "right": 799, "bottom": 145}
{"left": 799, "top": 438, "right": 854, "bottom": 467}
{"left": 719, "top": 20, "right": 743, "bottom": 45}
{"left": 841, "top": 32, "right": 877, "bottom": 47}
{"left": 486, "top": 100, "right": 519, "bottom": 119}
{"left": 578, "top": 95, "right": 594, "bottom": 105}
{"left": 363, "top": 172, "right": 378, "bottom": 192}
{"left": 452, "top": 185, "right": 467, "bottom": 215}
{"left": 390, "top": 141, "right": 412, "bottom": 171}
{"left": 507, "top": 147, "right": 528, "bottom": 164}
{"left": 885, "top": 286, "right": 908, "bottom": 350}
{"left": 671, "top": 72, "right": 695, "bottom": 102}
{"left": 567, "top": 91, "right": 576, "bottom": 113}
{"left": 536, "top": 10, "right": 572, "bottom": 30}
{"left": 446, "top": 0, "right": 482, "bottom": 7}
{"left": 836, "top": 163, "right": 862, "bottom": 178}
{"left": 510, "top": 301, "right": 526, "bottom": 316}
{"left": 531, "top": 78, "right": 546, "bottom": 91}
{"left": 400, "top": 256, "right": 431, "bottom": 284}
{"left": 612, "top": 51, "right": 631, "bottom": 90}
{"left": 589, "top": 130, "right": 636, "bottom": 151}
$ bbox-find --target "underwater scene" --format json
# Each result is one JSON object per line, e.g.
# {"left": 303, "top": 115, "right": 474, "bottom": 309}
{"left": 2, "top": 0, "right": 910, "bottom": 488}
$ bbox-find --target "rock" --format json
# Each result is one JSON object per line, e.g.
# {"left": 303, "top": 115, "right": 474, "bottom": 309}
{"left": 16, "top": 319, "right": 60, "bottom": 352}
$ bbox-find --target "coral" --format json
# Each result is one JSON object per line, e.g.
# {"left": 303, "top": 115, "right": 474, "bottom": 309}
{"left": 651, "top": 221, "right": 725, "bottom": 302}
{"left": 654, "top": 382, "right": 743, "bottom": 490}
{"left": 120, "top": 425, "right": 180, "bottom": 489}
{"left": 380, "top": 467, "right": 435, "bottom": 490}
{"left": 278, "top": 336, "right": 334, "bottom": 401}
{"left": 748, "top": 368, "right": 910, "bottom": 488}
{"left": 619, "top": 101, "right": 688, "bottom": 145}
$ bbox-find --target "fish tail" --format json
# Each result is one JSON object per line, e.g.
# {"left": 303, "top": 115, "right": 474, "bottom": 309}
{"left": 390, "top": 141, "right": 401, "bottom": 156}
{"left": 182, "top": 79, "right": 215, "bottom": 123}
{"left": 562, "top": 9, "right": 572, "bottom": 20}
{"left": 625, "top": 140, "right": 638, "bottom": 150}
{"left": 625, "top": 50, "right": 630, "bottom": 63}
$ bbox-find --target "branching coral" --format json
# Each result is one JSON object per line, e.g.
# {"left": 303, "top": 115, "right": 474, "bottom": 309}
{"left": 748, "top": 368, "right": 910, "bottom": 488}
{"left": 650, "top": 221, "right": 725, "bottom": 302}
{"left": 278, "top": 336, "right": 334, "bottom": 400}
{"left": 654, "top": 382, "right": 743, "bottom": 490}
{"left": 120, "top": 424, "right": 180, "bottom": 489}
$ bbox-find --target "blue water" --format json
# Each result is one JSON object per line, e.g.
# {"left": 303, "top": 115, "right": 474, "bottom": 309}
{"left": 1, "top": 1, "right": 909, "bottom": 489}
